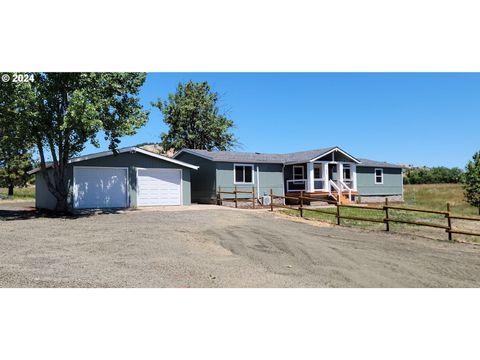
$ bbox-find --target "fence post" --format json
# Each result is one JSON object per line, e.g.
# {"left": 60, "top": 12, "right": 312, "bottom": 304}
{"left": 270, "top": 188, "right": 274, "bottom": 212}
{"left": 252, "top": 186, "right": 256, "bottom": 209}
{"left": 300, "top": 191, "right": 304, "bottom": 218}
{"left": 218, "top": 186, "right": 222, "bottom": 206}
{"left": 336, "top": 203, "right": 340, "bottom": 225}
{"left": 447, "top": 202, "right": 453, "bottom": 241}
{"left": 234, "top": 185, "right": 238, "bottom": 208}
{"left": 384, "top": 198, "right": 390, "bottom": 232}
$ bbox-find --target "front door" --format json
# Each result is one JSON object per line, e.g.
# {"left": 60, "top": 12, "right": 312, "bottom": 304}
{"left": 328, "top": 164, "right": 337, "bottom": 182}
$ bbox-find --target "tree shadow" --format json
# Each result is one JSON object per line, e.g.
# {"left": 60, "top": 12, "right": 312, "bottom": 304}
{"left": 0, "top": 206, "right": 129, "bottom": 221}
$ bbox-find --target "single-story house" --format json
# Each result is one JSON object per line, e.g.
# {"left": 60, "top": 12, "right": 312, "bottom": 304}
{"left": 30, "top": 147, "right": 198, "bottom": 210}
{"left": 173, "top": 146, "right": 404, "bottom": 204}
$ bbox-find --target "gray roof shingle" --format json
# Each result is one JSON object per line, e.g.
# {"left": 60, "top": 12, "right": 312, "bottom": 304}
{"left": 176, "top": 148, "right": 403, "bottom": 168}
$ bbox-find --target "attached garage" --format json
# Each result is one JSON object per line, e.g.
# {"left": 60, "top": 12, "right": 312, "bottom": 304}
{"left": 31, "top": 147, "right": 198, "bottom": 211}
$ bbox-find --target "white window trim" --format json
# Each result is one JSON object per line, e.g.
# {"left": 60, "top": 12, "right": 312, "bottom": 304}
{"left": 313, "top": 163, "right": 323, "bottom": 180}
{"left": 293, "top": 165, "right": 305, "bottom": 180}
{"left": 233, "top": 163, "right": 255, "bottom": 184}
{"left": 375, "top": 168, "right": 384, "bottom": 184}
{"left": 343, "top": 164, "right": 352, "bottom": 181}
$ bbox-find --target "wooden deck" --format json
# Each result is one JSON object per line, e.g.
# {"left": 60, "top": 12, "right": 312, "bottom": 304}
{"left": 287, "top": 191, "right": 359, "bottom": 197}
{"left": 287, "top": 191, "right": 359, "bottom": 204}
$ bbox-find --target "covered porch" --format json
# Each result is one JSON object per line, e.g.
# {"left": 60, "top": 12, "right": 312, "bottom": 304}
{"left": 284, "top": 148, "right": 360, "bottom": 201}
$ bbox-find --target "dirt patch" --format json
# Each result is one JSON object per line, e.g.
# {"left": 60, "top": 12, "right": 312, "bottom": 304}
{"left": 1, "top": 203, "right": 479, "bottom": 287}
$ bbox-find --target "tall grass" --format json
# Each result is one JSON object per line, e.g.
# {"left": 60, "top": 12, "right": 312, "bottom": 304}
{"left": 404, "top": 184, "right": 478, "bottom": 216}
{"left": 0, "top": 186, "right": 35, "bottom": 200}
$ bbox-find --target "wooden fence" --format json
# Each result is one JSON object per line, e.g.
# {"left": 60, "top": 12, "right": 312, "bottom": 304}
{"left": 217, "top": 186, "right": 256, "bottom": 209}
{"left": 267, "top": 189, "right": 480, "bottom": 242}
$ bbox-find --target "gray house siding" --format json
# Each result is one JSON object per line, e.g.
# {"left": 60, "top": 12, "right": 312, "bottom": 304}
{"left": 35, "top": 152, "right": 192, "bottom": 210}
{"left": 356, "top": 166, "right": 403, "bottom": 196}
{"left": 174, "top": 152, "right": 216, "bottom": 203}
{"left": 215, "top": 162, "right": 284, "bottom": 198}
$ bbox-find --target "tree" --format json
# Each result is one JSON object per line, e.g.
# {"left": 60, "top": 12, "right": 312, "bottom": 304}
{"left": 26, "top": 72, "right": 149, "bottom": 211}
{"left": 463, "top": 150, "right": 480, "bottom": 215}
{"left": 0, "top": 79, "right": 35, "bottom": 196}
{"left": 152, "top": 81, "right": 237, "bottom": 152}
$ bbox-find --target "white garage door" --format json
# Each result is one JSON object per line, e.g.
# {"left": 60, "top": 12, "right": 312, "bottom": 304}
{"left": 73, "top": 167, "right": 128, "bottom": 209}
{"left": 137, "top": 168, "right": 182, "bottom": 206}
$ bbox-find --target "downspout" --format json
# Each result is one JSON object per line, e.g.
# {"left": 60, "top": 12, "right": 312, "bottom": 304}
{"left": 256, "top": 165, "right": 260, "bottom": 200}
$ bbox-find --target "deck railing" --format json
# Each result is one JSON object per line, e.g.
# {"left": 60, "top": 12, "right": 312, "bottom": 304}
{"left": 286, "top": 179, "right": 307, "bottom": 192}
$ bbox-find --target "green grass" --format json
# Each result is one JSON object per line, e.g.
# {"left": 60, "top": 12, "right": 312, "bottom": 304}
{"left": 279, "top": 184, "right": 480, "bottom": 242}
{"left": 0, "top": 186, "right": 35, "bottom": 200}
{"left": 404, "top": 184, "right": 479, "bottom": 216}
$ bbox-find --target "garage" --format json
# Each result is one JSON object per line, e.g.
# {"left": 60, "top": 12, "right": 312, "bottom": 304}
{"left": 73, "top": 167, "right": 128, "bottom": 209}
{"left": 137, "top": 168, "right": 182, "bottom": 206}
{"left": 31, "top": 146, "right": 198, "bottom": 210}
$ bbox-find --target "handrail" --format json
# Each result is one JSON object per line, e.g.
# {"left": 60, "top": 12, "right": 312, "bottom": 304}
{"left": 339, "top": 180, "right": 352, "bottom": 202}
{"left": 328, "top": 180, "right": 340, "bottom": 201}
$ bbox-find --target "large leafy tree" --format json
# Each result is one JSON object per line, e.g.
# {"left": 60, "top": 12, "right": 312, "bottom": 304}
{"left": 152, "top": 81, "right": 237, "bottom": 152}
{"left": 28, "top": 72, "right": 149, "bottom": 211}
{"left": 463, "top": 150, "right": 480, "bottom": 215}
{"left": 0, "top": 79, "right": 35, "bottom": 196}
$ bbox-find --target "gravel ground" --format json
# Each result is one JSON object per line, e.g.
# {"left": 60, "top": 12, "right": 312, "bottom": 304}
{"left": 0, "top": 201, "right": 479, "bottom": 287}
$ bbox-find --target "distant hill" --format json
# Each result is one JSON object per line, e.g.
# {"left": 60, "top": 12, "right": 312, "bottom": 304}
{"left": 136, "top": 143, "right": 175, "bottom": 157}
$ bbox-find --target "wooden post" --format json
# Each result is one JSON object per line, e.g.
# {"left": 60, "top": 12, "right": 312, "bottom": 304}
{"left": 270, "top": 189, "right": 274, "bottom": 212}
{"left": 234, "top": 185, "right": 238, "bottom": 208}
{"left": 252, "top": 186, "right": 256, "bottom": 209}
{"left": 300, "top": 191, "right": 304, "bottom": 218}
{"left": 384, "top": 198, "right": 390, "bottom": 232}
{"left": 447, "top": 202, "right": 452, "bottom": 241}
{"left": 336, "top": 203, "right": 340, "bottom": 225}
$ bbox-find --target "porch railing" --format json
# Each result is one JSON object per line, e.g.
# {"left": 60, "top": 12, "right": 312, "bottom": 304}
{"left": 286, "top": 179, "right": 307, "bottom": 192}
{"left": 339, "top": 179, "right": 352, "bottom": 202}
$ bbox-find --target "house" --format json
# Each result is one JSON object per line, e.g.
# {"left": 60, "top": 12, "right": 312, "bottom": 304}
{"left": 30, "top": 147, "right": 198, "bottom": 210}
{"left": 173, "top": 146, "right": 404, "bottom": 204}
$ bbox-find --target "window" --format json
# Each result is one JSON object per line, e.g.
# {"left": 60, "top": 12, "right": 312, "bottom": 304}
{"left": 343, "top": 165, "right": 351, "bottom": 181}
{"left": 234, "top": 164, "right": 254, "bottom": 184}
{"left": 375, "top": 168, "right": 383, "bottom": 184}
{"left": 293, "top": 166, "right": 304, "bottom": 180}
{"left": 314, "top": 164, "right": 323, "bottom": 179}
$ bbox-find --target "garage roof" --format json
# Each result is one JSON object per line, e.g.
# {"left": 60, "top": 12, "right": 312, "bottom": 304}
{"left": 28, "top": 147, "right": 199, "bottom": 174}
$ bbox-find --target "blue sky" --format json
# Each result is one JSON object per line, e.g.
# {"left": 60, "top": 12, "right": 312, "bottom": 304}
{"left": 85, "top": 73, "right": 480, "bottom": 168}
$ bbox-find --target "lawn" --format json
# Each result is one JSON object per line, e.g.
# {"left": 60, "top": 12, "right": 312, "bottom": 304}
{"left": 0, "top": 186, "right": 35, "bottom": 200}
{"left": 280, "top": 183, "right": 480, "bottom": 243}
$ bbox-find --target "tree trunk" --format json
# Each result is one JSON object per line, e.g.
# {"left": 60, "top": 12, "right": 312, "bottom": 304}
{"left": 7, "top": 184, "right": 14, "bottom": 197}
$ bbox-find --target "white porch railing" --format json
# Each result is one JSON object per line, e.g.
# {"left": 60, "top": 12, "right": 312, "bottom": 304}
{"left": 328, "top": 179, "right": 340, "bottom": 201}
{"left": 339, "top": 179, "right": 352, "bottom": 202}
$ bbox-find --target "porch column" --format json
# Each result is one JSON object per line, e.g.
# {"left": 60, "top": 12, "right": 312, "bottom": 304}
{"left": 322, "top": 163, "right": 329, "bottom": 191}
{"left": 338, "top": 163, "right": 344, "bottom": 184}
{"left": 352, "top": 165, "right": 357, "bottom": 191}
{"left": 306, "top": 162, "right": 314, "bottom": 192}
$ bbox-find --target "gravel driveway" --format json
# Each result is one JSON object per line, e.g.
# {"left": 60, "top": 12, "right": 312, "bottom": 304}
{"left": 1, "top": 201, "right": 479, "bottom": 287}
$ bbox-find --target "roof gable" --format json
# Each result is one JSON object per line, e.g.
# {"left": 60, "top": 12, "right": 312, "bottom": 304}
{"left": 174, "top": 146, "right": 360, "bottom": 164}
{"left": 28, "top": 147, "right": 199, "bottom": 174}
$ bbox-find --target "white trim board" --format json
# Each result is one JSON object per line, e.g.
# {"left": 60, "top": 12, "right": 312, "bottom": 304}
{"left": 309, "top": 147, "right": 361, "bottom": 164}
{"left": 29, "top": 147, "right": 199, "bottom": 174}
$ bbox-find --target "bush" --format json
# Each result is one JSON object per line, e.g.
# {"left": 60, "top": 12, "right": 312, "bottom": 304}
{"left": 404, "top": 166, "right": 464, "bottom": 184}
